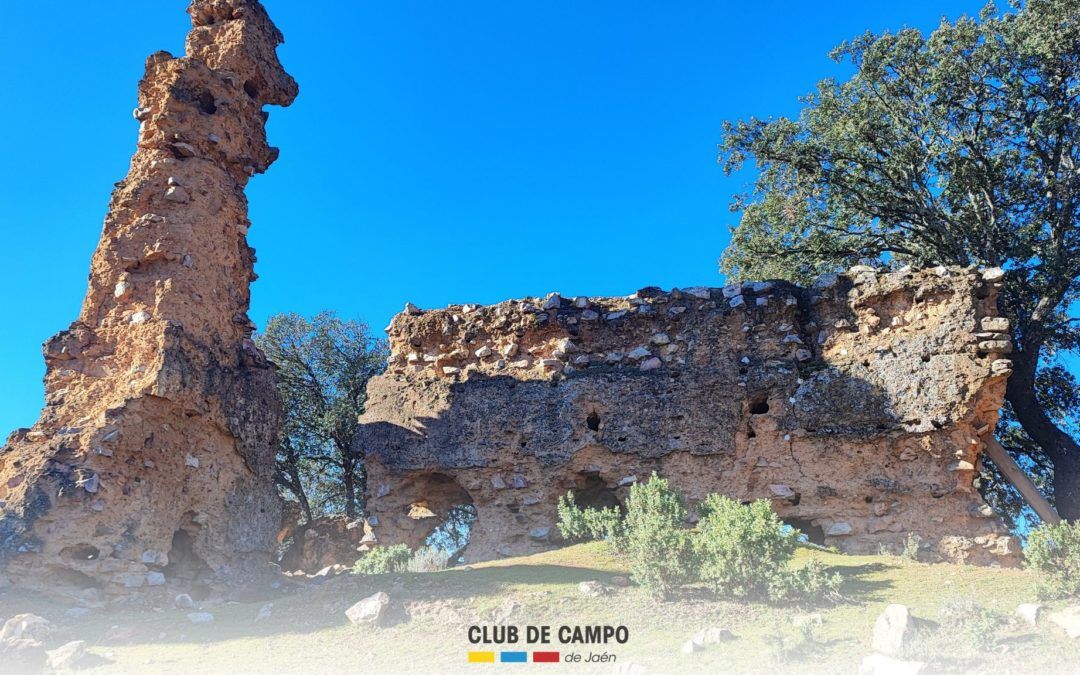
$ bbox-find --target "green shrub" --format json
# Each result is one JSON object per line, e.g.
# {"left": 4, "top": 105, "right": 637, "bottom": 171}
{"left": 901, "top": 533, "right": 922, "bottom": 562}
{"left": 556, "top": 492, "right": 622, "bottom": 543}
{"left": 558, "top": 475, "right": 840, "bottom": 602}
{"left": 1026, "top": 520, "right": 1080, "bottom": 599}
{"left": 407, "top": 546, "right": 451, "bottom": 573}
{"left": 352, "top": 544, "right": 411, "bottom": 574}
{"left": 557, "top": 492, "right": 590, "bottom": 541}
{"left": 783, "top": 558, "right": 843, "bottom": 602}
{"left": 693, "top": 495, "right": 794, "bottom": 599}
{"left": 938, "top": 597, "right": 1001, "bottom": 653}
{"left": 693, "top": 494, "right": 840, "bottom": 602}
{"left": 620, "top": 474, "right": 696, "bottom": 599}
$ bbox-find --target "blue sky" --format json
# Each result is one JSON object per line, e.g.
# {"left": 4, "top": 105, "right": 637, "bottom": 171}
{"left": 0, "top": 0, "right": 995, "bottom": 433}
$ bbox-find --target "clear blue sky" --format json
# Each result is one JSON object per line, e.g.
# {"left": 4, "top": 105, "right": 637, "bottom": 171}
{"left": 0, "top": 0, "right": 992, "bottom": 433}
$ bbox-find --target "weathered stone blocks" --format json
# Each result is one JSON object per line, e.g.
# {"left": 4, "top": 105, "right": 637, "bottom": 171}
{"left": 358, "top": 267, "right": 1018, "bottom": 565}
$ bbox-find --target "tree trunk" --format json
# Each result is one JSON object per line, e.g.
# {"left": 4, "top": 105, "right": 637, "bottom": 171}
{"left": 277, "top": 449, "right": 314, "bottom": 524}
{"left": 1005, "top": 346, "right": 1080, "bottom": 521}
{"left": 342, "top": 459, "right": 357, "bottom": 519}
{"left": 295, "top": 478, "right": 314, "bottom": 524}
{"left": 983, "top": 437, "right": 1060, "bottom": 525}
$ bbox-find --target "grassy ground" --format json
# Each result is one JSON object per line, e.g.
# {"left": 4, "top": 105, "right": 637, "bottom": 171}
{"left": 3, "top": 543, "right": 1079, "bottom": 674}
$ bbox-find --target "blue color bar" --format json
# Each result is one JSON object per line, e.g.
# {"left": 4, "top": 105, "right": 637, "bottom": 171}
{"left": 500, "top": 651, "right": 528, "bottom": 663}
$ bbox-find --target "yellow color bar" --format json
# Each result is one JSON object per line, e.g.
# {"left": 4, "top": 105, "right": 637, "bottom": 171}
{"left": 468, "top": 651, "right": 496, "bottom": 664}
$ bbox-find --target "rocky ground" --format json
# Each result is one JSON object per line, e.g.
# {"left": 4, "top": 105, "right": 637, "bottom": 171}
{"left": 1, "top": 543, "right": 1078, "bottom": 674}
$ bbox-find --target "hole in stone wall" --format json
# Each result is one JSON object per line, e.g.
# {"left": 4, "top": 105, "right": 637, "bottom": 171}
{"left": 749, "top": 396, "right": 770, "bottom": 415}
{"left": 163, "top": 529, "right": 211, "bottom": 582}
{"left": 586, "top": 412, "right": 601, "bottom": 432}
{"left": 572, "top": 476, "right": 623, "bottom": 512}
{"left": 60, "top": 544, "right": 101, "bottom": 561}
{"left": 243, "top": 80, "right": 259, "bottom": 100}
{"left": 197, "top": 91, "right": 217, "bottom": 114}
{"left": 782, "top": 517, "right": 826, "bottom": 546}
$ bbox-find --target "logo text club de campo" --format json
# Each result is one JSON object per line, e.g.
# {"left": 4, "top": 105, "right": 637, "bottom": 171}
{"left": 467, "top": 624, "right": 630, "bottom": 664}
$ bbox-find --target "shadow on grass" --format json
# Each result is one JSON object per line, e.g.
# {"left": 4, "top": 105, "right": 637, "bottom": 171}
{"left": 0, "top": 563, "right": 625, "bottom": 648}
{"left": 0, "top": 556, "right": 899, "bottom": 649}
{"left": 831, "top": 561, "right": 894, "bottom": 603}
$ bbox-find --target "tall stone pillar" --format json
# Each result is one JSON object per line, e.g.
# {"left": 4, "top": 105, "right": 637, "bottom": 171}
{"left": 0, "top": 0, "right": 295, "bottom": 596}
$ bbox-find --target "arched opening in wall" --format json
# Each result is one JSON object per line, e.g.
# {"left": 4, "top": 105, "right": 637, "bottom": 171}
{"left": 422, "top": 503, "right": 478, "bottom": 567}
{"left": 403, "top": 473, "right": 477, "bottom": 567}
{"left": 572, "top": 475, "right": 624, "bottom": 512}
{"left": 782, "top": 517, "right": 826, "bottom": 546}
{"left": 163, "top": 512, "right": 213, "bottom": 589}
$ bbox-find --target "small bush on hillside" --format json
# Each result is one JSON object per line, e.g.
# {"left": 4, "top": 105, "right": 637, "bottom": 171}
{"left": 556, "top": 474, "right": 839, "bottom": 602}
{"left": 352, "top": 544, "right": 411, "bottom": 574}
{"left": 938, "top": 597, "right": 1001, "bottom": 652}
{"left": 783, "top": 558, "right": 843, "bottom": 602}
{"left": 619, "top": 474, "right": 696, "bottom": 599}
{"left": 407, "top": 546, "right": 451, "bottom": 573}
{"left": 904, "top": 597, "right": 1002, "bottom": 660}
{"left": 1026, "top": 520, "right": 1080, "bottom": 599}
{"left": 902, "top": 533, "right": 922, "bottom": 562}
{"left": 556, "top": 492, "right": 622, "bottom": 543}
{"left": 693, "top": 494, "right": 840, "bottom": 602}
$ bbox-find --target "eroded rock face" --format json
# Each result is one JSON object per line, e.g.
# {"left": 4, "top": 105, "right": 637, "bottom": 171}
{"left": 357, "top": 267, "right": 1019, "bottom": 565}
{"left": 0, "top": 0, "right": 295, "bottom": 594}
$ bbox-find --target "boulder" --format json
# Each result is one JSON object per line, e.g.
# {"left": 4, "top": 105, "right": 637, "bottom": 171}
{"left": 871, "top": 604, "right": 915, "bottom": 655}
{"left": 692, "top": 626, "right": 735, "bottom": 644}
{"left": 0, "top": 614, "right": 54, "bottom": 643}
{"left": 346, "top": 592, "right": 390, "bottom": 627}
{"left": 578, "top": 581, "right": 610, "bottom": 597}
{"left": 45, "top": 640, "right": 89, "bottom": 672}
{"left": 1015, "top": 603, "right": 1041, "bottom": 626}
{"left": 680, "top": 639, "right": 702, "bottom": 654}
{"left": 174, "top": 594, "right": 195, "bottom": 610}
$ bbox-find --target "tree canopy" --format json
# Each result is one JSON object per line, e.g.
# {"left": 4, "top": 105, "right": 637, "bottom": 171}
{"left": 255, "top": 312, "right": 387, "bottom": 521}
{"left": 719, "top": 0, "right": 1080, "bottom": 519}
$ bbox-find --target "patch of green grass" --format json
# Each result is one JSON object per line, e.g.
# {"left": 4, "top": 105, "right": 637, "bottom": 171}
{"left": 0, "top": 544, "right": 1077, "bottom": 674}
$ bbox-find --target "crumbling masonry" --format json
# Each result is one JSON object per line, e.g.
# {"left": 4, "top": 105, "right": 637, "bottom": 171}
{"left": 357, "top": 267, "right": 1020, "bottom": 566}
{"left": 0, "top": 0, "right": 295, "bottom": 594}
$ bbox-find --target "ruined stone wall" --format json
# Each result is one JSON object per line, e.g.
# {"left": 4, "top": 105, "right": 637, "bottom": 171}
{"left": 357, "top": 267, "right": 1019, "bottom": 566}
{"left": 0, "top": 0, "right": 295, "bottom": 596}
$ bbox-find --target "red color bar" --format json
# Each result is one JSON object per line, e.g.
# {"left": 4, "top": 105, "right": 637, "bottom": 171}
{"left": 532, "top": 652, "right": 560, "bottom": 663}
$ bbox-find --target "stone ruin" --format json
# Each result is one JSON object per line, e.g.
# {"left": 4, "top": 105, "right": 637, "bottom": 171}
{"left": 0, "top": 0, "right": 1027, "bottom": 599}
{"left": 0, "top": 0, "right": 296, "bottom": 595}
{"left": 357, "top": 267, "right": 1020, "bottom": 566}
